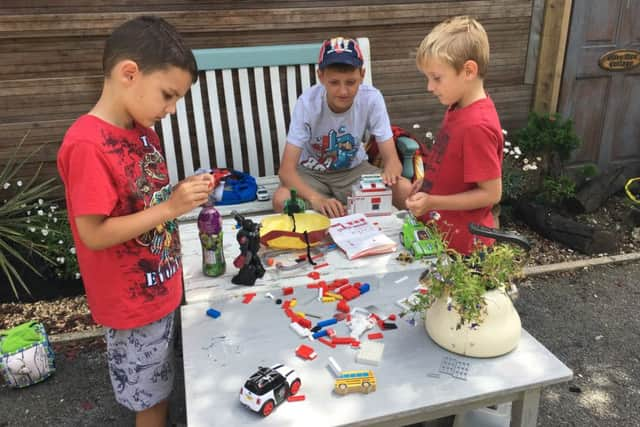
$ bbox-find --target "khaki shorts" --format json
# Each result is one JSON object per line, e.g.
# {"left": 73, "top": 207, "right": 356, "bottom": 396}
{"left": 297, "top": 161, "right": 381, "bottom": 205}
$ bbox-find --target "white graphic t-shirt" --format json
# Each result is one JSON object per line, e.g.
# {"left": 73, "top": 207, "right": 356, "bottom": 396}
{"left": 287, "top": 84, "right": 393, "bottom": 171}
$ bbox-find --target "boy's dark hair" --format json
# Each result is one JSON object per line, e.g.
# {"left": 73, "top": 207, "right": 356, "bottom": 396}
{"left": 103, "top": 16, "right": 198, "bottom": 83}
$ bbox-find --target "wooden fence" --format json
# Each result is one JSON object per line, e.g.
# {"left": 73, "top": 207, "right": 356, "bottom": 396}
{"left": 0, "top": 0, "right": 536, "bottom": 188}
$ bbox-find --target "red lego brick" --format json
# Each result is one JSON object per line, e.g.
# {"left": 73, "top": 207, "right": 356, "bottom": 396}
{"left": 340, "top": 286, "right": 360, "bottom": 301}
{"left": 368, "top": 332, "right": 384, "bottom": 340}
{"left": 317, "top": 337, "right": 336, "bottom": 348}
{"left": 295, "top": 344, "right": 317, "bottom": 360}
{"left": 313, "top": 262, "right": 329, "bottom": 270}
{"left": 336, "top": 300, "right": 350, "bottom": 313}
{"left": 307, "top": 271, "right": 320, "bottom": 280}
{"left": 242, "top": 293, "right": 256, "bottom": 304}
{"left": 282, "top": 286, "right": 294, "bottom": 295}
{"left": 287, "top": 394, "right": 306, "bottom": 402}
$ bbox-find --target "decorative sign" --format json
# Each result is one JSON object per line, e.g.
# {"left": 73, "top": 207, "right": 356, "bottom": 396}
{"left": 598, "top": 49, "right": 640, "bottom": 71}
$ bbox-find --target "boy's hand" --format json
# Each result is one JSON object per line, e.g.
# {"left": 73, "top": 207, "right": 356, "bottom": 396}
{"left": 406, "top": 191, "right": 430, "bottom": 218}
{"left": 310, "top": 195, "right": 345, "bottom": 218}
{"left": 168, "top": 174, "right": 214, "bottom": 217}
{"left": 381, "top": 161, "right": 403, "bottom": 186}
{"left": 409, "top": 178, "right": 424, "bottom": 197}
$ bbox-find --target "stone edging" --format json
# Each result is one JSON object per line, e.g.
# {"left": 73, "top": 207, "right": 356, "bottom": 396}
{"left": 49, "top": 251, "right": 640, "bottom": 344}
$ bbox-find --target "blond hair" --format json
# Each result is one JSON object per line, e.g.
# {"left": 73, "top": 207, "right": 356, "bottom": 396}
{"left": 416, "top": 16, "right": 490, "bottom": 78}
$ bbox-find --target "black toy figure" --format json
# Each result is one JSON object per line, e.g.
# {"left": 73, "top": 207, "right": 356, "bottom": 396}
{"left": 231, "top": 211, "right": 265, "bottom": 286}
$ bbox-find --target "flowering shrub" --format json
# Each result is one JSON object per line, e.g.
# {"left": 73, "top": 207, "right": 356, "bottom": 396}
{"left": 0, "top": 133, "right": 80, "bottom": 299}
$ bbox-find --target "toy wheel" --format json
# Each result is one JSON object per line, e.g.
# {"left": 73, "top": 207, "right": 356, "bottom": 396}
{"left": 362, "top": 382, "right": 371, "bottom": 393}
{"left": 260, "top": 400, "right": 275, "bottom": 417}
{"left": 338, "top": 383, "right": 348, "bottom": 394}
{"left": 289, "top": 379, "right": 301, "bottom": 395}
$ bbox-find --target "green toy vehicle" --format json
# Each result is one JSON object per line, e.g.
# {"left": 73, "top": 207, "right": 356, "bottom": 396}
{"left": 399, "top": 214, "right": 444, "bottom": 259}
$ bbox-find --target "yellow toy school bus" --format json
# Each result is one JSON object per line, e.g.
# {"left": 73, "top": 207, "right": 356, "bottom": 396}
{"left": 334, "top": 369, "right": 377, "bottom": 395}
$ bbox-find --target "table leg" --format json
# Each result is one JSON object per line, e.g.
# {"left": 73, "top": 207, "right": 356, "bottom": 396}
{"left": 510, "top": 388, "right": 541, "bottom": 427}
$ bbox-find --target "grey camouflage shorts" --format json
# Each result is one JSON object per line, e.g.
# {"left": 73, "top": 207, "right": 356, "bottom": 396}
{"left": 105, "top": 311, "right": 176, "bottom": 412}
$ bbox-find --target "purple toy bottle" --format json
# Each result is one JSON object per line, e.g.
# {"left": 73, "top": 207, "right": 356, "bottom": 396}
{"left": 198, "top": 199, "right": 226, "bottom": 277}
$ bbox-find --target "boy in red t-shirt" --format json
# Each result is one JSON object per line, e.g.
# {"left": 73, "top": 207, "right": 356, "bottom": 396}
{"left": 407, "top": 16, "right": 504, "bottom": 254}
{"left": 57, "top": 16, "right": 213, "bottom": 425}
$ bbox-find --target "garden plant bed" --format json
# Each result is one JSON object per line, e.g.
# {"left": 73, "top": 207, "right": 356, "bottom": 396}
{"left": 1, "top": 193, "right": 638, "bottom": 336}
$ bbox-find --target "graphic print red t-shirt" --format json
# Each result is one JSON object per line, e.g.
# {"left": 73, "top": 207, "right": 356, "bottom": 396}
{"left": 419, "top": 97, "right": 504, "bottom": 254}
{"left": 57, "top": 115, "right": 182, "bottom": 329}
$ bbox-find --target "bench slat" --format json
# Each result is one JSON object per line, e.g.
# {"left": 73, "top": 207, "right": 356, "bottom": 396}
{"left": 222, "top": 69, "right": 243, "bottom": 171}
{"left": 176, "top": 98, "right": 194, "bottom": 177}
{"left": 301, "top": 65, "right": 311, "bottom": 91}
{"left": 269, "top": 66, "right": 287, "bottom": 172}
{"left": 190, "top": 79, "right": 211, "bottom": 171}
{"left": 238, "top": 68, "right": 259, "bottom": 177}
{"left": 253, "top": 67, "right": 274, "bottom": 177}
{"left": 205, "top": 70, "right": 227, "bottom": 170}
{"left": 160, "top": 116, "right": 179, "bottom": 184}
{"left": 286, "top": 65, "right": 297, "bottom": 123}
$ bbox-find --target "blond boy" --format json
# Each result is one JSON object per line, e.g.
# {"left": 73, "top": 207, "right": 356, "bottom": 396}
{"left": 407, "top": 16, "right": 504, "bottom": 254}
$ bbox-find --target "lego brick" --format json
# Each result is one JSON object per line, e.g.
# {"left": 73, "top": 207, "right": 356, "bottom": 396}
{"left": 356, "top": 341, "right": 385, "bottom": 366}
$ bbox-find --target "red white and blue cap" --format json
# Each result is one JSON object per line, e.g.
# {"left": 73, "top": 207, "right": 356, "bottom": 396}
{"left": 318, "top": 37, "right": 363, "bottom": 69}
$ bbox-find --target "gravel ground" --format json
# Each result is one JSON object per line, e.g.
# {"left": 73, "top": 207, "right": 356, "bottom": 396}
{"left": 1, "top": 260, "right": 639, "bottom": 427}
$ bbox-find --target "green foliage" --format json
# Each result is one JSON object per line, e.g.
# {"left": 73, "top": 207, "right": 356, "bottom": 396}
{"left": 503, "top": 112, "right": 584, "bottom": 206}
{"left": 408, "top": 239, "right": 525, "bottom": 328}
{"left": 514, "top": 112, "right": 581, "bottom": 163}
{"left": 538, "top": 176, "right": 576, "bottom": 206}
{"left": 0, "top": 132, "right": 79, "bottom": 300}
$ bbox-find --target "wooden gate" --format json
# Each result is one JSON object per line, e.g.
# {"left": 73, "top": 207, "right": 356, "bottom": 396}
{"left": 558, "top": 0, "right": 640, "bottom": 172}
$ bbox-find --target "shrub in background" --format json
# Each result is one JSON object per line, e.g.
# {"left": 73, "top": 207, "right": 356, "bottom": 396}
{"left": 0, "top": 133, "right": 79, "bottom": 300}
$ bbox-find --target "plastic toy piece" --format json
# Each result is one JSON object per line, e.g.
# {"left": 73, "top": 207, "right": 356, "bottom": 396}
{"left": 287, "top": 394, "right": 305, "bottom": 402}
{"left": 399, "top": 214, "right": 444, "bottom": 259}
{"left": 367, "top": 332, "right": 384, "bottom": 340}
{"left": 327, "top": 357, "right": 342, "bottom": 377}
{"left": 356, "top": 341, "right": 385, "bottom": 366}
{"left": 256, "top": 185, "right": 271, "bottom": 201}
{"left": 242, "top": 293, "right": 257, "bottom": 304}
{"left": 290, "top": 322, "right": 311, "bottom": 338}
{"left": 283, "top": 188, "right": 306, "bottom": 216}
{"left": 337, "top": 300, "right": 350, "bottom": 313}
{"left": 313, "top": 262, "right": 329, "bottom": 270}
{"left": 318, "top": 337, "right": 336, "bottom": 348}
{"left": 395, "top": 276, "right": 409, "bottom": 284}
{"left": 239, "top": 364, "right": 302, "bottom": 417}
{"left": 206, "top": 308, "right": 221, "bottom": 319}
{"left": 282, "top": 287, "right": 294, "bottom": 295}
{"left": 295, "top": 344, "right": 317, "bottom": 360}
{"left": 334, "top": 369, "right": 377, "bottom": 395}
{"left": 307, "top": 271, "right": 320, "bottom": 280}
{"left": 231, "top": 211, "right": 265, "bottom": 286}
{"left": 316, "top": 318, "right": 338, "bottom": 328}
{"left": 439, "top": 356, "right": 470, "bottom": 381}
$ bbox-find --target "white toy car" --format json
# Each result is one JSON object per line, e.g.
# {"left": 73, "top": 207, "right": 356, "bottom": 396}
{"left": 256, "top": 186, "right": 270, "bottom": 201}
{"left": 239, "top": 364, "right": 301, "bottom": 416}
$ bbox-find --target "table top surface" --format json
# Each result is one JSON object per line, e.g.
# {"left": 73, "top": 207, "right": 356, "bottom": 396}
{"left": 180, "top": 211, "right": 424, "bottom": 304}
{"left": 181, "top": 268, "right": 573, "bottom": 427}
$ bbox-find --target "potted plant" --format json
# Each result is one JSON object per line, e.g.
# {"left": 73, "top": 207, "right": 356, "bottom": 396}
{"left": 408, "top": 229, "right": 527, "bottom": 358}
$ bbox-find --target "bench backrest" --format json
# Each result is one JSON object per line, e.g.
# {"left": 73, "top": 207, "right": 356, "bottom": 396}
{"left": 157, "top": 38, "right": 372, "bottom": 184}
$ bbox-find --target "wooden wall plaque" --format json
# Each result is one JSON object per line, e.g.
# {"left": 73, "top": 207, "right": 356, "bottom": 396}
{"left": 598, "top": 49, "right": 640, "bottom": 71}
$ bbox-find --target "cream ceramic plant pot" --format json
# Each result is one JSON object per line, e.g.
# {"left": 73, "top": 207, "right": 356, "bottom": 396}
{"left": 425, "top": 288, "right": 521, "bottom": 358}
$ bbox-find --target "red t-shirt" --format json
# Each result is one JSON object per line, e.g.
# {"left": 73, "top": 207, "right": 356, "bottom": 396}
{"left": 57, "top": 115, "right": 182, "bottom": 329}
{"left": 419, "top": 96, "right": 504, "bottom": 254}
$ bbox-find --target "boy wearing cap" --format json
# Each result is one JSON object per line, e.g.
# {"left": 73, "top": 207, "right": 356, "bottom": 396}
{"left": 272, "top": 37, "right": 412, "bottom": 218}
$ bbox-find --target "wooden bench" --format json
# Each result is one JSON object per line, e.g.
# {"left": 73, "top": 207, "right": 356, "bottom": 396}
{"left": 156, "top": 37, "right": 418, "bottom": 219}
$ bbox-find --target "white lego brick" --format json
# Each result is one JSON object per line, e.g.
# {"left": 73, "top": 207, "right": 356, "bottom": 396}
{"left": 356, "top": 341, "right": 385, "bottom": 366}
{"left": 327, "top": 356, "right": 342, "bottom": 377}
{"left": 289, "top": 321, "right": 311, "bottom": 338}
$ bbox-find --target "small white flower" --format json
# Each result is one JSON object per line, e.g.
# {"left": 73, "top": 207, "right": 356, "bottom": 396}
{"left": 26, "top": 219, "right": 30, "bottom": 224}
{"left": 53, "top": 217, "right": 58, "bottom": 223}
{"left": 3, "top": 182, "right": 10, "bottom": 190}
{"left": 530, "top": 164, "right": 538, "bottom": 170}
{"left": 58, "top": 257, "right": 65, "bottom": 264}
{"left": 41, "top": 229, "right": 49, "bottom": 236}
{"left": 505, "top": 141, "right": 511, "bottom": 147}
{"left": 38, "top": 199, "right": 44, "bottom": 205}
{"left": 503, "top": 148, "right": 509, "bottom": 153}
{"left": 48, "top": 213, "right": 52, "bottom": 218}
{"left": 28, "top": 226, "right": 36, "bottom": 233}
{"left": 425, "top": 131, "right": 433, "bottom": 139}
{"left": 70, "top": 247, "right": 76, "bottom": 255}
{"left": 514, "top": 147, "right": 522, "bottom": 155}
{"left": 412, "top": 123, "right": 420, "bottom": 129}
{"left": 514, "top": 155, "right": 520, "bottom": 159}
{"left": 502, "top": 129, "right": 508, "bottom": 135}
{"left": 75, "top": 272, "right": 81, "bottom": 279}
{"left": 26, "top": 210, "right": 31, "bottom": 215}
{"left": 523, "top": 158, "right": 529, "bottom": 164}
{"left": 509, "top": 150, "right": 515, "bottom": 155}
{"left": 536, "top": 157, "right": 542, "bottom": 161}
{"left": 16, "top": 180, "right": 22, "bottom": 187}
{"left": 37, "top": 210, "right": 44, "bottom": 216}
{"left": 58, "top": 240, "right": 64, "bottom": 245}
